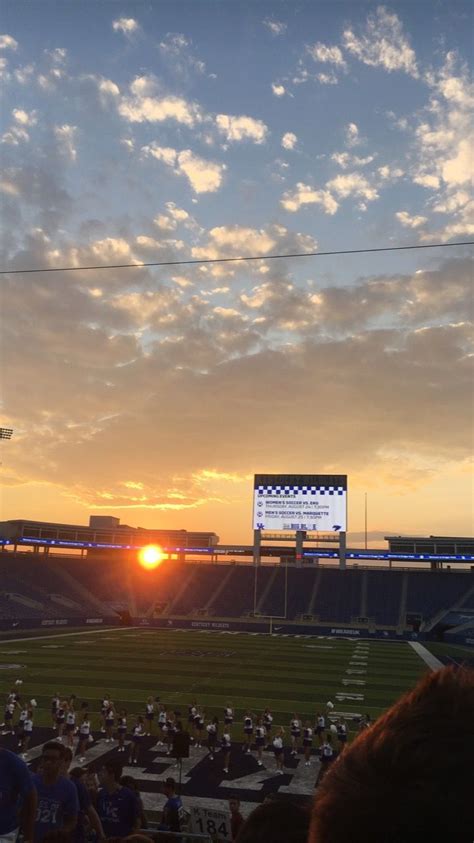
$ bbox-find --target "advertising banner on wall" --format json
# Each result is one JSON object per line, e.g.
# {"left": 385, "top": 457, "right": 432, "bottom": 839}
{"left": 253, "top": 474, "right": 347, "bottom": 532}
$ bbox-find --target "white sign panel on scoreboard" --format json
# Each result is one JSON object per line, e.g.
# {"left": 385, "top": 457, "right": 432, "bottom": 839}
{"left": 253, "top": 474, "right": 347, "bottom": 532}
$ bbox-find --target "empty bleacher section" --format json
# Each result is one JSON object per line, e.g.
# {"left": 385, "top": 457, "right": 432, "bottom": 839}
{"left": 0, "top": 552, "right": 472, "bottom": 635}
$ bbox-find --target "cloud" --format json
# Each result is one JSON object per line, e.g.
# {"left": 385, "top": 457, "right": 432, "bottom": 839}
{"left": 345, "top": 122, "right": 361, "bottom": 147}
{"left": 0, "top": 34, "right": 18, "bottom": 50}
{"left": 262, "top": 19, "right": 287, "bottom": 36}
{"left": 378, "top": 164, "right": 404, "bottom": 180}
{"left": 326, "top": 172, "right": 378, "bottom": 202}
{"left": 54, "top": 124, "right": 78, "bottom": 161}
{"left": 316, "top": 72, "right": 339, "bottom": 85}
{"left": 343, "top": 6, "right": 418, "bottom": 78}
{"left": 307, "top": 42, "right": 347, "bottom": 68}
{"left": 332, "top": 152, "right": 375, "bottom": 169}
{"left": 141, "top": 143, "right": 226, "bottom": 193}
{"left": 216, "top": 113, "right": 268, "bottom": 144}
{"left": 281, "top": 132, "right": 297, "bottom": 151}
{"left": 281, "top": 182, "right": 339, "bottom": 215}
{"left": 112, "top": 17, "right": 139, "bottom": 36}
{"left": 159, "top": 32, "right": 207, "bottom": 77}
{"left": 272, "top": 83, "right": 286, "bottom": 97}
{"left": 396, "top": 210, "right": 428, "bottom": 229}
{"left": 118, "top": 91, "right": 202, "bottom": 127}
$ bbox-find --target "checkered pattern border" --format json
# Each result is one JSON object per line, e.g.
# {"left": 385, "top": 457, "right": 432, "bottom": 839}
{"left": 256, "top": 485, "right": 345, "bottom": 496}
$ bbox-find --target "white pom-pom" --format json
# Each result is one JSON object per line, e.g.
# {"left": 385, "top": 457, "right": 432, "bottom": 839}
{"left": 326, "top": 701, "right": 334, "bottom": 709}
{"left": 15, "top": 679, "right": 23, "bottom": 686}
{"left": 30, "top": 699, "right": 37, "bottom": 708}
{"left": 330, "top": 724, "right": 338, "bottom": 733}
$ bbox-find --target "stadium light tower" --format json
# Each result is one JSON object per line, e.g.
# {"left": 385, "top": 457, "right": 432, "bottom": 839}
{"left": 0, "top": 428, "right": 13, "bottom": 440}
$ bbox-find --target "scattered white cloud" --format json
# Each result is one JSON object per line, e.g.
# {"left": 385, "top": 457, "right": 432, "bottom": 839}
{"left": 281, "top": 132, "right": 297, "bottom": 151}
{"left": 333, "top": 152, "right": 375, "bottom": 169}
{"left": 0, "top": 178, "right": 20, "bottom": 196}
{"left": 98, "top": 77, "right": 120, "bottom": 98}
{"left": 281, "top": 182, "right": 339, "bottom": 215}
{"left": 159, "top": 32, "right": 207, "bottom": 76}
{"left": 307, "top": 42, "right": 347, "bottom": 68}
{"left": 345, "top": 122, "right": 361, "bottom": 147}
{"left": 262, "top": 19, "right": 287, "bottom": 36}
{"left": 343, "top": 6, "right": 418, "bottom": 78}
{"left": 54, "top": 124, "right": 78, "bottom": 161}
{"left": 414, "top": 173, "right": 440, "bottom": 189}
{"left": 142, "top": 143, "right": 225, "bottom": 193}
{"left": 119, "top": 92, "right": 202, "bottom": 127}
{"left": 0, "top": 34, "right": 18, "bottom": 50}
{"left": 46, "top": 47, "right": 67, "bottom": 65}
{"left": 112, "top": 17, "right": 139, "bottom": 36}
{"left": 317, "top": 72, "right": 339, "bottom": 85}
{"left": 12, "top": 108, "right": 37, "bottom": 126}
{"left": 216, "top": 113, "right": 268, "bottom": 144}
{"left": 272, "top": 83, "right": 286, "bottom": 97}
{"left": 396, "top": 210, "right": 428, "bottom": 229}
{"left": 326, "top": 172, "right": 378, "bottom": 202}
{"left": 378, "top": 164, "right": 404, "bottom": 180}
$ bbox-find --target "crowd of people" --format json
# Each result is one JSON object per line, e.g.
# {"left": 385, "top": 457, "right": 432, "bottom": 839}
{"left": 1, "top": 666, "right": 473, "bottom": 842}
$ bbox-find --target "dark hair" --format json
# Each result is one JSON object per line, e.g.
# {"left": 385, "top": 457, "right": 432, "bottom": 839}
{"left": 103, "top": 760, "right": 123, "bottom": 781}
{"left": 69, "top": 767, "right": 87, "bottom": 780}
{"left": 164, "top": 777, "right": 176, "bottom": 790}
{"left": 42, "top": 741, "right": 66, "bottom": 758}
{"left": 236, "top": 800, "right": 310, "bottom": 843}
{"left": 310, "top": 666, "right": 474, "bottom": 843}
{"left": 120, "top": 775, "right": 140, "bottom": 793}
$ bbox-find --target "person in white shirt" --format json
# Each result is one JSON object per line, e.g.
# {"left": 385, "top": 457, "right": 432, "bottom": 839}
{"left": 273, "top": 727, "right": 285, "bottom": 774}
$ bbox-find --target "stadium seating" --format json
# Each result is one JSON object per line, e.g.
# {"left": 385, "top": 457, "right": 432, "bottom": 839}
{"left": 0, "top": 552, "right": 472, "bottom": 631}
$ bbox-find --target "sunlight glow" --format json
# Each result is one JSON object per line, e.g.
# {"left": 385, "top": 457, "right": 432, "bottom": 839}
{"left": 138, "top": 544, "right": 164, "bottom": 569}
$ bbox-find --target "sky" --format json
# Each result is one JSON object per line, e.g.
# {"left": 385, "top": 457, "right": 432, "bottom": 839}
{"left": 0, "top": 0, "right": 473, "bottom": 546}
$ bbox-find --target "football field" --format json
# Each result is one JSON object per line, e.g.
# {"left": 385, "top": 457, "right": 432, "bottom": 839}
{"left": 0, "top": 627, "right": 429, "bottom": 732}
{"left": 0, "top": 627, "right": 435, "bottom": 817}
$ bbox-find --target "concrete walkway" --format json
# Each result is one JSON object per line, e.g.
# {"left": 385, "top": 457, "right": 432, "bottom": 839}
{"left": 409, "top": 640, "right": 443, "bottom": 671}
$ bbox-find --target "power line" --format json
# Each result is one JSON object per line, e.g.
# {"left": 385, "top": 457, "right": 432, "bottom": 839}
{"left": 0, "top": 240, "right": 472, "bottom": 275}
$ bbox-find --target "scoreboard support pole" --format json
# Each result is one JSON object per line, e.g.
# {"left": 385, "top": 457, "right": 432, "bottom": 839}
{"left": 339, "top": 531, "right": 347, "bottom": 570}
{"left": 253, "top": 529, "right": 261, "bottom": 567}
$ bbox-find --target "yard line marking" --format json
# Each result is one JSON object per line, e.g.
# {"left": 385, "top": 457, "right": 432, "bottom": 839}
{"left": 408, "top": 641, "right": 443, "bottom": 670}
{"left": 0, "top": 627, "right": 136, "bottom": 646}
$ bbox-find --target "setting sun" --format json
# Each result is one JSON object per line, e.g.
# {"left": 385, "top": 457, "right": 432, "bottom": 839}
{"left": 138, "top": 545, "right": 164, "bottom": 570}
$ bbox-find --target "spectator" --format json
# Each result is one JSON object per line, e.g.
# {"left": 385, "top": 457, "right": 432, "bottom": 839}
{"left": 0, "top": 746, "right": 37, "bottom": 843}
{"left": 229, "top": 798, "right": 244, "bottom": 841}
{"left": 69, "top": 767, "right": 104, "bottom": 843}
{"left": 235, "top": 799, "right": 310, "bottom": 843}
{"left": 96, "top": 760, "right": 140, "bottom": 838}
{"left": 160, "top": 777, "right": 184, "bottom": 833}
{"left": 32, "top": 742, "right": 79, "bottom": 843}
{"left": 120, "top": 776, "right": 147, "bottom": 829}
{"left": 309, "top": 666, "right": 474, "bottom": 843}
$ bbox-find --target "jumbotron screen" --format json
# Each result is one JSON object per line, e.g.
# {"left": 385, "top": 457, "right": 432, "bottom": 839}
{"left": 253, "top": 474, "right": 347, "bottom": 532}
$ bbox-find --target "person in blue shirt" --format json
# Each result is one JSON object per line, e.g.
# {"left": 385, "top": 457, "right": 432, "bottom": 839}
{"left": 32, "top": 741, "right": 79, "bottom": 843}
{"left": 96, "top": 760, "right": 140, "bottom": 838}
{"left": 160, "top": 777, "right": 184, "bottom": 833}
{"left": 0, "top": 746, "right": 37, "bottom": 843}
{"left": 69, "top": 767, "right": 104, "bottom": 843}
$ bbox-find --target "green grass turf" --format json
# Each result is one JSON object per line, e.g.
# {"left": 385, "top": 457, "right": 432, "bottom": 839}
{"left": 0, "top": 628, "right": 428, "bottom": 741}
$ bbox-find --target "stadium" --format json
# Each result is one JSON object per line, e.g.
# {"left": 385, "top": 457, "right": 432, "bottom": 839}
{"left": 1, "top": 489, "right": 473, "bottom": 836}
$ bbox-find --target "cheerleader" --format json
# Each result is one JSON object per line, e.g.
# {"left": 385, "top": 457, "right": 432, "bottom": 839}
{"left": 117, "top": 709, "right": 127, "bottom": 753}
{"left": 65, "top": 705, "right": 76, "bottom": 749}
{"left": 77, "top": 712, "right": 92, "bottom": 762}
{"left": 55, "top": 700, "right": 67, "bottom": 741}
{"left": 17, "top": 702, "right": 28, "bottom": 746}
{"left": 263, "top": 708, "right": 273, "bottom": 748}
{"left": 19, "top": 708, "right": 34, "bottom": 758}
{"left": 1, "top": 700, "right": 17, "bottom": 735}
{"left": 303, "top": 721, "right": 313, "bottom": 766}
{"left": 243, "top": 711, "right": 254, "bottom": 754}
{"left": 105, "top": 704, "right": 115, "bottom": 743}
{"left": 188, "top": 700, "right": 198, "bottom": 740}
{"left": 290, "top": 713, "right": 302, "bottom": 756}
{"left": 336, "top": 718, "right": 348, "bottom": 752}
{"left": 273, "top": 727, "right": 285, "bottom": 774}
{"left": 315, "top": 712, "right": 326, "bottom": 746}
{"left": 224, "top": 703, "right": 234, "bottom": 736}
{"left": 165, "top": 710, "right": 176, "bottom": 755}
{"left": 255, "top": 717, "right": 266, "bottom": 767}
{"left": 100, "top": 693, "right": 111, "bottom": 733}
{"left": 206, "top": 716, "right": 219, "bottom": 760}
{"left": 51, "top": 692, "right": 61, "bottom": 729}
{"left": 193, "top": 709, "right": 204, "bottom": 749}
{"left": 145, "top": 696, "right": 155, "bottom": 736}
{"left": 157, "top": 704, "right": 167, "bottom": 746}
{"left": 129, "top": 715, "right": 145, "bottom": 765}
{"left": 221, "top": 727, "right": 231, "bottom": 774}
{"left": 320, "top": 735, "right": 334, "bottom": 780}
